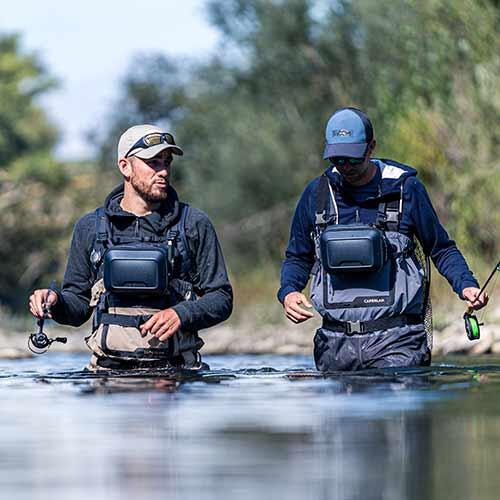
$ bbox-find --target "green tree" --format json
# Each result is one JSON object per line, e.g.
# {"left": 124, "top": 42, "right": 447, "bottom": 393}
{"left": 95, "top": 0, "right": 500, "bottom": 295}
{"left": 0, "top": 34, "right": 101, "bottom": 311}
{"left": 0, "top": 35, "right": 57, "bottom": 167}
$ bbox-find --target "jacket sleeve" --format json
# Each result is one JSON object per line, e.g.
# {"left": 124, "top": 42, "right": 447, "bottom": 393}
{"left": 51, "top": 213, "right": 96, "bottom": 327}
{"left": 172, "top": 209, "right": 233, "bottom": 331}
{"left": 277, "top": 180, "right": 317, "bottom": 304}
{"left": 407, "top": 178, "right": 479, "bottom": 297}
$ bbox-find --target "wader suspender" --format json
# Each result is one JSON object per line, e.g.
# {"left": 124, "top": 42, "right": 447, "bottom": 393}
{"left": 90, "top": 207, "right": 110, "bottom": 274}
{"left": 316, "top": 176, "right": 423, "bottom": 335}
{"left": 375, "top": 190, "right": 401, "bottom": 232}
{"left": 177, "top": 202, "right": 196, "bottom": 283}
{"left": 315, "top": 174, "right": 338, "bottom": 227}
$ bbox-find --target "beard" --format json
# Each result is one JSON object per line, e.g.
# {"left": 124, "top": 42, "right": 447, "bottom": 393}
{"left": 337, "top": 164, "right": 370, "bottom": 184}
{"left": 130, "top": 174, "right": 169, "bottom": 203}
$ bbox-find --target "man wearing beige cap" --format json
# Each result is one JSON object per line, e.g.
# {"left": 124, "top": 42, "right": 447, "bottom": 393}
{"left": 29, "top": 125, "right": 233, "bottom": 370}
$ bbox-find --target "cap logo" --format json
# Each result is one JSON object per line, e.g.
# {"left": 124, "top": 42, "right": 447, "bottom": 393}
{"left": 333, "top": 129, "right": 352, "bottom": 137}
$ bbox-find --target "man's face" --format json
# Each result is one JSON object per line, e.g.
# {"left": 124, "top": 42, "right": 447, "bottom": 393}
{"left": 332, "top": 156, "right": 371, "bottom": 184}
{"left": 329, "top": 142, "right": 374, "bottom": 184}
{"left": 128, "top": 150, "right": 173, "bottom": 203}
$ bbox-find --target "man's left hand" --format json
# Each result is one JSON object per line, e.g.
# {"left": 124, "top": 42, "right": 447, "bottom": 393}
{"left": 462, "top": 287, "right": 489, "bottom": 311}
{"left": 140, "top": 308, "right": 181, "bottom": 341}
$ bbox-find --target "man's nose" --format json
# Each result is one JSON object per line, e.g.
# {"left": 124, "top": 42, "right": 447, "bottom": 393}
{"left": 156, "top": 163, "right": 170, "bottom": 176}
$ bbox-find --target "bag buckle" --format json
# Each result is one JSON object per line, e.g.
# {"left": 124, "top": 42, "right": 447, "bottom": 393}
{"left": 315, "top": 212, "right": 327, "bottom": 225}
{"left": 346, "top": 321, "right": 362, "bottom": 335}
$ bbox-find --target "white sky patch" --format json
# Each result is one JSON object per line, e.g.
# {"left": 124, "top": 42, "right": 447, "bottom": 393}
{"left": 1, "top": 0, "right": 220, "bottom": 161}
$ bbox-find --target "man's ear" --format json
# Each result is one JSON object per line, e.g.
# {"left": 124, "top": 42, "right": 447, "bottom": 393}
{"left": 369, "top": 140, "right": 376, "bottom": 153}
{"left": 118, "top": 157, "right": 132, "bottom": 180}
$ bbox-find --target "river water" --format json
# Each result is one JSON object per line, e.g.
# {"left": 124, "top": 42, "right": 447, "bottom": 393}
{"left": 1, "top": 353, "right": 500, "bottom": 500}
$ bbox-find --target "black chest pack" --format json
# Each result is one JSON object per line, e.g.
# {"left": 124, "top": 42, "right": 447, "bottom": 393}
{"left": 104, "top": 245, "right": 170, "bottom": 295}
{"left": 315, "top": 174, "right": 401, "bottom": 273}
{"left": 90, "top": 203, "right": 195, "bottom": 298}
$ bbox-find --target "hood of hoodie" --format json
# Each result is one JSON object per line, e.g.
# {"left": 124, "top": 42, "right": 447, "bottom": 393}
{"left": 104, "top": 183, "right": 181, "bottom": 234}
{"left": 325, "top": 158, "right": 418, "bottom": 201}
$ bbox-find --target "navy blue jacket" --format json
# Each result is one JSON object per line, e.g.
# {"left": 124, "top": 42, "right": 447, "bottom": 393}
{"left": 278, "top": 159, "right": 478, "bottom": 303}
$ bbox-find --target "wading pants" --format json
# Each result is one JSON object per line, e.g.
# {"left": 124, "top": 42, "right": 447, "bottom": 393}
{"left": 313, "top": 325, "right": 431, "bottom": 372}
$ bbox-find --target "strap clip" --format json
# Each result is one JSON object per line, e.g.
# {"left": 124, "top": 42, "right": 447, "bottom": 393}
{"left": 315, "top": 212, "right": 327, "bottom": 225}
{"left": 346, "top": 321, "right": 362, "bottom": 335}
{"left": 386, "top": 210, "right": 399, "bottom": 223}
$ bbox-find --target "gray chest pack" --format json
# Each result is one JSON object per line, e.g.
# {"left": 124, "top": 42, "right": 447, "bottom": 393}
{"left": 310, "top": 173, "right": 432, "bottom": 340}
{"left": 85, "top": 202, "right": 203, "bottom": 368}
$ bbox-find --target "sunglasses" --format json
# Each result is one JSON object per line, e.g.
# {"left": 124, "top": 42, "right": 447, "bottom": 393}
{"left": 143, "top": 154, "right": 173, "bottom": 168}
{"left": 330, "top": 157, "right": 365, "bottom": 167}
{"left": 125, "top": 132, "right": 176, "bottom": 158}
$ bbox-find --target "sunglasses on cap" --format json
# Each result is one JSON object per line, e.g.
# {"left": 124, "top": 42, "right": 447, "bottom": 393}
{"left": 330, "top": 157, "right": 365, "bottom": 167}
{"left": 125, "top": 132, "right": 176, "bottom": 158}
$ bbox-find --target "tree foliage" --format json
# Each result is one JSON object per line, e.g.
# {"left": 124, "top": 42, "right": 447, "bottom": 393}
{"left": 95, "top": 0, "right": 499, "bottom": 281}
{"left": 2, "top": 0, "right": 499, "bottom": 311}
{"left": 0, "top": 35, "right": 101, "bottom": 310}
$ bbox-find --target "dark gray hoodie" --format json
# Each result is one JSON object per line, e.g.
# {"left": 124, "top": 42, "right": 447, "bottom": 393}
{"left": 52, "top": 184, "right": 233, "bottom": 332}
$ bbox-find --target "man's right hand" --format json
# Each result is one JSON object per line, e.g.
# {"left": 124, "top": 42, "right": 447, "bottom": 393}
{"left": 283, "top": 292, "right": 315, "bottom": 324}
{"left": 29, "top": 289, "right": 58, "bottom": 319}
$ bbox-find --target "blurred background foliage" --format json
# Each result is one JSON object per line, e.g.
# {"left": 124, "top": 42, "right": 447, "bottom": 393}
{"left": 1, "top": 0, "right": 499, "bottom": 316}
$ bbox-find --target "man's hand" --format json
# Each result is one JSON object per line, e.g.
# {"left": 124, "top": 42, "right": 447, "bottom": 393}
{"left": 140, "top": 308, "right": 181, "bottom": 341}
{"left": 462, "top": 287, "right": 489, "bottom": 311}
{"left": 283, "top": 292, "right": 315, "bottom": 324}
{"left": 29, "top": 289, "right": 58, "bottom": 319}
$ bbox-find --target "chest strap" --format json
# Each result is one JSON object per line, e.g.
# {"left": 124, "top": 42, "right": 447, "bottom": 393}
{"left": 322, "top": 314, "right": 422, "bottom": 335}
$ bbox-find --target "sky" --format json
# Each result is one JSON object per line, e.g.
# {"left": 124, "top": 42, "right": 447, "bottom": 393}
{"left": 1, "top": 0, "right": 220, "bottom": 161}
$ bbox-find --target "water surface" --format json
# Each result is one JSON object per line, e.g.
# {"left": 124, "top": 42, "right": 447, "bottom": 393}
{"left": 1, "top": 353, "right": 500, "bottom": 500}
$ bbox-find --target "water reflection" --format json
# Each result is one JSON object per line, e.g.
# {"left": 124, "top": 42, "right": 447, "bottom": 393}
{"left": 1, "top": 354, "right": 500, "bottom": 500}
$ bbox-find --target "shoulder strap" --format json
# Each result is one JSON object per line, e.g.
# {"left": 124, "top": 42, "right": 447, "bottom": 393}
{"left": 90, "top": 207, "right": 110, "bottom": 272}
{"left": 177, "top": 202, "right": 196, "bottom": 275}
{"left": 375, "top": 184, "right": 403, "bottom": 231}
{"left": 95, "top": 207, "right": 110, "bottom": 244}
{"left": 315, "top": 175, "right": 337, "bottom": 226}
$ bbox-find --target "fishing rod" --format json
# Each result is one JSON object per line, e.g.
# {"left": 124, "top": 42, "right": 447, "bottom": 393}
{"left": 464, "top": 260, "right": 500, "bottom": 341}
{"left": 28, "top": 280, "right": 67, "bottom": 354}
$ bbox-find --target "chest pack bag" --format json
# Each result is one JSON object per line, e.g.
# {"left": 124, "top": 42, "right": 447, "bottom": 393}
{"left": 104, "top": 245, "right": 170, "bottom": 295}
{"left": 320, "top": 224, "right": 388, "bottom": 274}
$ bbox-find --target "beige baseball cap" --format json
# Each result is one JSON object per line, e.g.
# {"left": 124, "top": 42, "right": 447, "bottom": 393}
{"left": 117, "top": 124, "right": 184, "bottom": 160}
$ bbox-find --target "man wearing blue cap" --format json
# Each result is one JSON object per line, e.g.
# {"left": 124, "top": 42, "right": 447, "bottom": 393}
{"left": 278, "top": 107, "right": 488, "bottom": 371}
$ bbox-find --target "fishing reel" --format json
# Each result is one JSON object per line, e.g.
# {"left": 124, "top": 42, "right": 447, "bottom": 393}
{"left": 464, "top": 260, "right": 499, "bottom": 342}
{"left": 464, "top": 312, "right": 482, "bottom": 341}
{"left": 28, "top": 318, "right": 67, "bottom": 355}
{"left": 28, "top": 281, "right": 67, "bottom": 354}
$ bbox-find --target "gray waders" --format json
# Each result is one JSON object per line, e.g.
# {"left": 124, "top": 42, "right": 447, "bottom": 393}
{"left": 310, "top": 166, "right": 432, "bottom": 371}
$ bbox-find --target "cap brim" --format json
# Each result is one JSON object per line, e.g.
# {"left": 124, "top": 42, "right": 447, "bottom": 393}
{"left": 323, "top": 142, "right": 367, "bottom": 159}
{"left": 133, "top": 143, "right": 184, "bottom": 159}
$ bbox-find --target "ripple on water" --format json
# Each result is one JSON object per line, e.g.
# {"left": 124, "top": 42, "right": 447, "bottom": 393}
{"left": 2, "top": 354, "right": 500, "bottom": 500}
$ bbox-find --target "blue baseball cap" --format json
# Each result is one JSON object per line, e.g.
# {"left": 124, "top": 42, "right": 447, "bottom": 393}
{"left": 323, "top": 107, "right": 374, "bottom": 159}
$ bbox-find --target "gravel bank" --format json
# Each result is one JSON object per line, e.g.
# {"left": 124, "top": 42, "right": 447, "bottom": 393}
{"left": 2, "top": 307, "right": 499, "bottom": 360}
